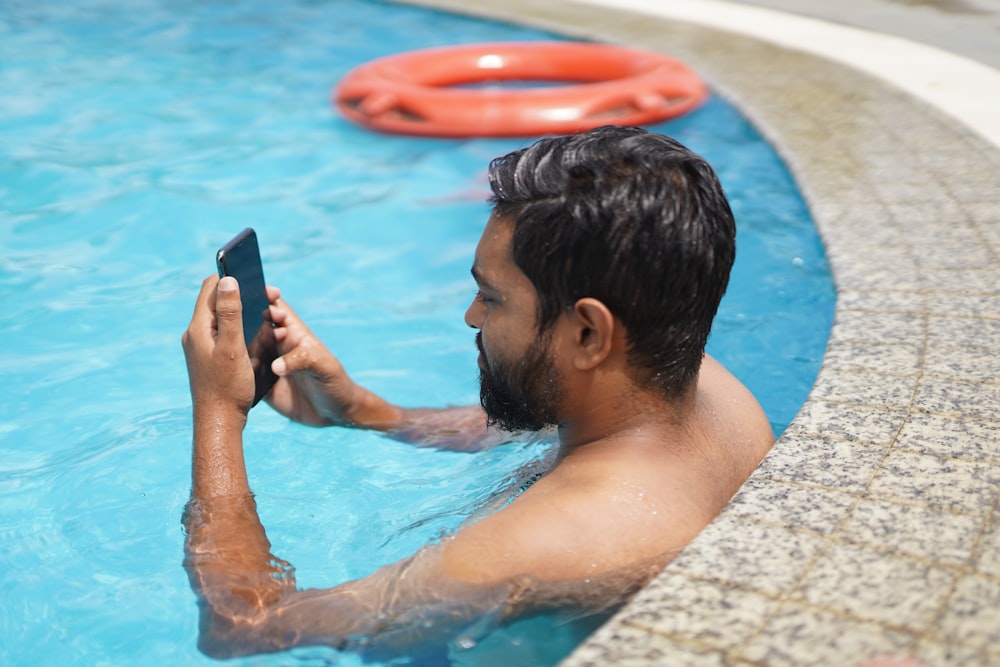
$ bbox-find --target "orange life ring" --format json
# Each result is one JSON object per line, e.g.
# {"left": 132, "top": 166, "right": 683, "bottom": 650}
{"left": 334, "top": 42, "right": 709, "bottom": 138}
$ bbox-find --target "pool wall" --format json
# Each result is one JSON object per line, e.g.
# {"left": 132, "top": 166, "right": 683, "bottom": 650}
{"left": 399, "top": 1, "right": 1000, "bottom": 663}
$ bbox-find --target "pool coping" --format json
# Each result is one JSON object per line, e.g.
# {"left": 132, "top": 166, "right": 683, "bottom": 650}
{"left": 396, "top": 1, "right": 1000, "bottom": 663}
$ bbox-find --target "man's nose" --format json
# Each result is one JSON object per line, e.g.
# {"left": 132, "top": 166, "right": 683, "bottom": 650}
{"left": 464, "top": 298, "right": 483, "bottom": 329}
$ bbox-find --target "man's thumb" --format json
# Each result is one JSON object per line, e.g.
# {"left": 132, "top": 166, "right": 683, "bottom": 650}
{"left": 271, "top": 345, "right": 319, "bottom": 377}
{"left": 216, "top": 276, "right": 245, "bottom": 341}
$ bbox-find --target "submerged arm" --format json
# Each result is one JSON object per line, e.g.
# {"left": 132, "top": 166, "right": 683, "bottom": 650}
{"left": 183, "top": 495, "right": 523, "bottom": 658}
{"left": 183, "top": 474, "right": 663, "bottom": 659}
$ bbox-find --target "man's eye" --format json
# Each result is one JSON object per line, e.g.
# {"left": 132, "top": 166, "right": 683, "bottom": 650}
{"left": 476, "top": 290, "right": 496, "bottom": 305}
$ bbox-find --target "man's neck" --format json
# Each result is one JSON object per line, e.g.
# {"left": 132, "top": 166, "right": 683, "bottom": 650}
{"left": 553, "top": 383, "right": 698, "bottom": 459}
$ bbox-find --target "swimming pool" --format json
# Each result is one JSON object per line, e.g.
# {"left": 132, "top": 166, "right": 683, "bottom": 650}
{"left": 0, "top": 0, "right": 834, "bottom": 665}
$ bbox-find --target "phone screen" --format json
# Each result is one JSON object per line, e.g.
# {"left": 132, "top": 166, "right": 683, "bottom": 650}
{"left": 216, "top": 228, "right": 279, "bottom": 406}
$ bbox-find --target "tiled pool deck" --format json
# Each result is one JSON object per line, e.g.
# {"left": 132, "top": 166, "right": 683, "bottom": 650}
{"left": 403, "top": 0, "right": 1000, "bottom": 664}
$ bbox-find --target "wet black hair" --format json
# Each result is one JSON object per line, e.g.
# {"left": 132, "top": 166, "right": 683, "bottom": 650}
{"left": 487, "top": 125, "right": 736, "bottom": 397}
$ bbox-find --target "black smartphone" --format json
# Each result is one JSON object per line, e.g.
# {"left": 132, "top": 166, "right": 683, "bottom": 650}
{"left": 216, "top": 228, "right": 279, "bottom": 406}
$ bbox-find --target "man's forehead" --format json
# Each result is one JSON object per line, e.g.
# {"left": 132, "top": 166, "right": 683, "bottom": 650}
{"left": 472, "top": 215, "right": 514, "bottom": 279}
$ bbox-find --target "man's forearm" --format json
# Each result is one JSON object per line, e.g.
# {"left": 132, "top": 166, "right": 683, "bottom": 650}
{"left": 183, "top": 494, "right": 297, "bottom": 658}
{"left": 191, "top": 404, "right": 250, "bottom": 498}
{"left": 383, "top": 405, "right": 508, "bottom": 452}
{"left": 185, "top": 406, "right": 297, "bottom": 657}
{"left": 331, "top": 390, "right": 499, "bottom": 452}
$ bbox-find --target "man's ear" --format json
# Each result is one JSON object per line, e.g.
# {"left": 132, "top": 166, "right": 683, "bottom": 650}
{"left": 570, "top": 298, "right": 616, "bottom": 371}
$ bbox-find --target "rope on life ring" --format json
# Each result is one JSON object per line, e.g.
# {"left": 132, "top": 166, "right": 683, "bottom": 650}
{"left": 333, "top": 42, "right": 709, "bottom": 138}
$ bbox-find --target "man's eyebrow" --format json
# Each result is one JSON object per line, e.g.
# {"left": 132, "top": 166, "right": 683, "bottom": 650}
{"left": 470, "top": 265, "right": 492, "bottom": 288}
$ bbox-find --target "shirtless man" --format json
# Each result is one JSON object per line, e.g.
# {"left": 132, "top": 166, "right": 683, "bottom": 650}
{"left": 181, "top": 126, "right": 774, "bottom": 659}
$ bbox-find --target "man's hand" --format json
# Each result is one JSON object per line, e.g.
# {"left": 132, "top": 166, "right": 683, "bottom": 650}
{"left": 265, "top": 289, "right": 401, "bottom": 428}
{"left": 182, "top": 275, "right": 255, "bottom": 420}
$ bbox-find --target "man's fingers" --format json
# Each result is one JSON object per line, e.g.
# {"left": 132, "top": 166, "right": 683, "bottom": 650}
{"left": 269, "top": 298, "right": 303, "bottom": 335}
{"left": 270, "top": 305, "right": 288, "bottom": 327}
{"left": 182, "top": 275, "right": 221, "bottom": 349}
{"left": 190, "top": 275, "right": 220, "bottom": 324}
{"left": 274, "top": 296, "right": 302, "bottom": 323}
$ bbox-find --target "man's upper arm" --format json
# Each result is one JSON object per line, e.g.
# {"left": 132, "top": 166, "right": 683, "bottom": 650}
{"left": 438, "top": 481, "right": 667, "bottom": 585}
{"left": 438, "top": 491, "right": 669, "bottom": 616}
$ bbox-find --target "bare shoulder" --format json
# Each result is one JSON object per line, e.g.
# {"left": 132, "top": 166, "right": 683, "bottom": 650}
{"left": 697, "top": 355, "right": 774, "bottom": 453}
{"left": 441, "top": 467, "right": 683, "bottom": 588}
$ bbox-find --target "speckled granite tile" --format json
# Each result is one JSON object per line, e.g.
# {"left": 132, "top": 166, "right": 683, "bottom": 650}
{"left": 784, "top": 401, "right": 907, "bottom": 445}
{"left": 912, "top": 241, "right": 995, "bottom": 270}
{"left": 739, "top": 604, "right": 914, "bottom": 667}
{"left": 988, "top": 643, "right": 1000, "bottom": 667}
{"left": 860, "top": 151, "right": 935, "bottom": 176}
{"left": 927, "top": 316, "right": 1000, "bottom": 351}
{"left": 725, "top": 477, "right": 856, "bottom": 536}
{"left": 913, "top": 236, "right": 994, "bottom": 271}
{"left": 822, "top": 228, "right": 912, "bottom": 253}
{"left": 963, "top": 196, "right": 1000, "bottom": 212}
{"left": 924, "top": 293, "right": 1000, "bottom": 319}
{"left": 974, "top": 512, "right": 1000, "bottom": 577}
{"left": 755, "top": 431, "right": 888, "bottom": 493}
{"left": 828, "top": 311, "right": 926, "bottom": 346}
{"left": 874, "top": 179, "right": 951, "bottom": 205}
{"left": 928, "top": 160, "right": 1000, "bottom": 191}
{"left": 808, "top": 369, "right": 916, "bottom": 410}
{"left": 934, "top": 573, "right": 1000, "bottom": 651}
{"left": 867, "top": 450, "right": 1000, "bottom": 514}
{"left": 894, "top": 411, "right": 1000, "bottom": 462}
{"left": 790, "top": 542, "right": 956, "bottom": 630}
{"left": 836, "top": 289, "right": 927, "bottom": 315}
{"left": 919, "top": 267, "right": 1000, "bottom": 294}
{"left": 812, "top": 227, "right": 891, "bottom": 257}
{"left": 616, "top": 569, "right": 778, "bottom": 649}
{"left": 923, "top": 345, "right": 1000, "bottom": 385}
{"left": 883, "top": 180, "right": 953, "bottom": 204}
{"left": 914, "top": 640, "right": 990, "bottom": 667}
{"left": 821, "top": 342, "right": 923, "bottom": 376}
{"left": 913, "top": 378, "right": 1000, "bottom": 421}
{"left": 944, "top": 155, "right": 997, "bottom": 182}
{"left": 565, "top": 619, "right": 727, "bottom": 667}
{"left": 911, "top": 217, "right": 990, "bottom": 245}
{"left": 827, "top": 261, "right": 926, "bottom": 293}
{"left": 965, "top": 201, "right": 1000, "bottom": 244}
{"left": 883, "top": 201, "right": 973, "bottom": 233}
{"left": 913, "top": 140, "right": 985, "bottom": 167}
{"left": 808, "top": 200, "right": 892, "bottom": 230}
{"left": 839, "top": 498, "right": 982, "bottom": 566}
{"left": 668, "top": 517, "right": 828, "bottom": 598}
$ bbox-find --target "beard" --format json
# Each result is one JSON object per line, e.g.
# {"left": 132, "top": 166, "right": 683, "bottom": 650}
{"left": 477, "top": 330, "right": 564, "bottom": 433}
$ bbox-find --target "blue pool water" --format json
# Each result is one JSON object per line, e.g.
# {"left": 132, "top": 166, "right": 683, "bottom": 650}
{"left": 0, "top": 0, "right": 835, "bottom": 665}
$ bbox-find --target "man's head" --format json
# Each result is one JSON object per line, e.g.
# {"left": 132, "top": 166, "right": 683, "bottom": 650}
{"left": 484, "top": 125, "right": 736, "bottom": 402}
{"left": 467, "top": 215, "right": 566, "bottom": 432}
